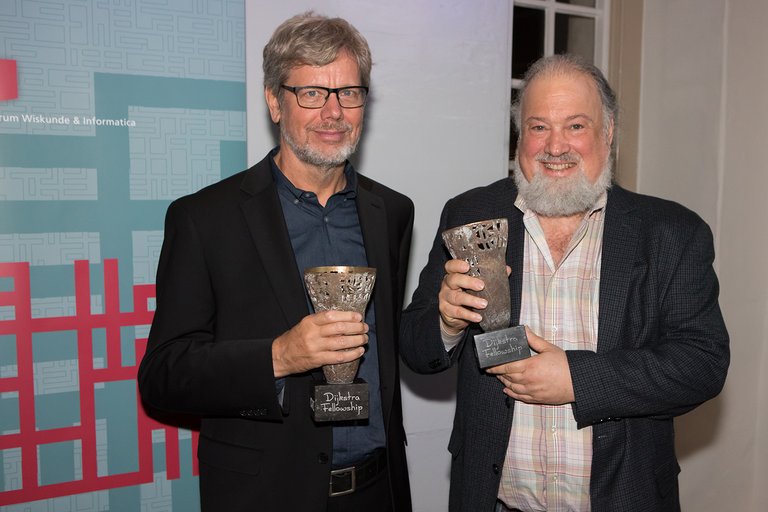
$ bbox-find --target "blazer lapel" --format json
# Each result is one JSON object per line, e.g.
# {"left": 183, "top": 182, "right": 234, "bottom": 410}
{"left": 356, "top": 181, "right": 397, "bottom": 411}
{"left": 490, "top": 178, "right": 525, "bottom": 327}
{"left": 598, "top": 186, "right": 641, "bottom": 353}
{"left": 357, "top": 184, "right": 389, "bottom": 285}
{"left": 239, "top": 157, "right": 308, "bottom": 329}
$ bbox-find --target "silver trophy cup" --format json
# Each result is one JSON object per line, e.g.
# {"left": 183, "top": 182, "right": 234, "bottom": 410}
{"left": 442, "top": 219, "right": 529, "bottom": 367}
{"left": 303, "top": 266, "right": 375, "bottom": 421}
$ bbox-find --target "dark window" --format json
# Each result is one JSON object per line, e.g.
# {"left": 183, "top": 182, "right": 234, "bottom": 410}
{"left": 512, "top": 7, "right": 545, "bottom": 80}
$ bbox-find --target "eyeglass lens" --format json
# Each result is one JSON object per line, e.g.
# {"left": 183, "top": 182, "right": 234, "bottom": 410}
{"left": 294, "top": 87, "right": 367, "bottom": 108}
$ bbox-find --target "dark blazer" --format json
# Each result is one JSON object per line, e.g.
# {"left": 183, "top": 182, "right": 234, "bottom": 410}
{"left": 138, "top": 154, "right": 414, "bottom": 511}
{"left": 400, "top": 178, "right": 729, "bottom": 512}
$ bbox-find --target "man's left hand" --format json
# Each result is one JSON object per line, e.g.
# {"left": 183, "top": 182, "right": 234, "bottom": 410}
{"left": 485, "top": 327, "right": 575, "bottom": 405}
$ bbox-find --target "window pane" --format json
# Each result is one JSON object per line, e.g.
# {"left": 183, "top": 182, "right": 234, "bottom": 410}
{"left": 556, "top": 0, "right": 596, "bottom": 7}
{"left": 554, "top": 13, "right": 595, "bottom": 63}
{"left": 512, "top": 7, "right": 545, "bottom": 79}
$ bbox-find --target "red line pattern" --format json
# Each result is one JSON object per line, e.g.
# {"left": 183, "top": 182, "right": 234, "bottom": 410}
{"left": 0, "top": 59, "right": 18, "bottom": 101}
{"left": 0, "top": 259, "right": 198, "bottom": 506}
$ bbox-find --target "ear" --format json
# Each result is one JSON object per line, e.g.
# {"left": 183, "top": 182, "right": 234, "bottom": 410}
{"left": 265, "top": 87, "right": 281, "bottom": 124}
{"left": 605, "top": 117, "right": 615, "bottom": 148}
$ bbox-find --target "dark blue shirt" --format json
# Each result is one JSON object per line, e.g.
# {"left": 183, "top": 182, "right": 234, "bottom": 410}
{"left": 270, "top": 149, "right": 385, "bottom": 468}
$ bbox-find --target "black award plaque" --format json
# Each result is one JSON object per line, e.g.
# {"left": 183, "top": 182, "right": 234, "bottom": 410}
{"left": 473, "top": 324, "right": 531, "bottom": 368}
{"left": 442, "top": 219, "right": 532, "bottom": 368}
{"left": 310, "top": 378, "right": 370, "bottom": 422}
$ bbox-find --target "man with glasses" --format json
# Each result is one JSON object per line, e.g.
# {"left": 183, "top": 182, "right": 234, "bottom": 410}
{"left": 139, "top": 12, "right": 413, "bottom": 512}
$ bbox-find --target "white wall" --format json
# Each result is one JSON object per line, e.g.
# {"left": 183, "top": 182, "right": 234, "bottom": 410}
{"left": 245, "top": 2, "right": 512, "bottom": 510}
{"left": 718, "top": 0, "right": 768, "bottom": 509}
{"left": 639, "top": 0, "right": 768, "bottom": 510}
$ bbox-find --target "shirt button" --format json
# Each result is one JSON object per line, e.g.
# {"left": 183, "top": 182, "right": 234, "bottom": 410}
{"left": 318, "top": 452, "right": 329, "bottom": 464}
{"left": 324, "top": 216, "right": 329, "bottom": 223}
{"left": 492, "top": 464, "right": 500, "bottom": 474}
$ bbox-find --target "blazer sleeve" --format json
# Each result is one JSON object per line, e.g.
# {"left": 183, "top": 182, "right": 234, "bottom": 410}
{"left": 400, "top": 199, "right": 468, "bottom": 374}
{"left": 568, "top": 216, "right": 730, "bottom": 427}
{"left": 137, "top": 198, "right": 283, "bottom": 421}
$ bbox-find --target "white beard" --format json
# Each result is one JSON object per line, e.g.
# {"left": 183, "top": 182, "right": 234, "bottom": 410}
{"left": 512, "top": 153, "right": 613, "bottom": 217}
{"left": 280, "top": 120, "right": 360, "bottom": 170}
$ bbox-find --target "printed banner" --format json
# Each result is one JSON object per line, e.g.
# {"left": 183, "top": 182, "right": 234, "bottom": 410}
{"left": 0, "top": 2, "right": 246, "bottom": 510}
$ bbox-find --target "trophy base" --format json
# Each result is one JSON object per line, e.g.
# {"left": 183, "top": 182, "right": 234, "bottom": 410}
{"left": 310, "top": 379, "right": 369, "bottom": 422}
{"left": 474, "top": 325, "right": 531, "bottom": 368}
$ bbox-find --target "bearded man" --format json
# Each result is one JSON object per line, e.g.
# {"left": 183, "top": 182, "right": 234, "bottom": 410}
{"left": 139, "top": 12, "right": 413, "bottom": 512}
{"left": 399, "top": 54, "right": 729, "bottom": 512}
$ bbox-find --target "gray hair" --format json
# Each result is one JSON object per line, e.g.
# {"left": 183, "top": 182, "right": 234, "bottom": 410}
{"left": 262, "top": 12, "right": 372, "bottom": 96}
{"left": 511, "top": 54, "right": 618, "bottom": 152}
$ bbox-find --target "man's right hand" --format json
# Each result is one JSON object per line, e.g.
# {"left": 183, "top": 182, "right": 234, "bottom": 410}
{"left": 438, "top": 259, "right": 487, "bottom": 335}
{"left": 271, "top": 311, "right": 368, "bottom": 378}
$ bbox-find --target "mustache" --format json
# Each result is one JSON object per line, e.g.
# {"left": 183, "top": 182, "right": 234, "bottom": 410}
{"left": 311, "top": 122, "right": 352, "bottom": 132}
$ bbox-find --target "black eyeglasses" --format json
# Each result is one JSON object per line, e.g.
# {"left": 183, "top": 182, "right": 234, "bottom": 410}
{"left": 280, "top": 85, "right": 369, "bottom": 109}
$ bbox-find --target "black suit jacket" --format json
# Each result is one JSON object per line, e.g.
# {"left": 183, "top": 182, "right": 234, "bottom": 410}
{"left": 138, "top": 154, "right": 414, "bottom": 511}
{"left": 400, "top": 179, "right": 729, "bottom": 512}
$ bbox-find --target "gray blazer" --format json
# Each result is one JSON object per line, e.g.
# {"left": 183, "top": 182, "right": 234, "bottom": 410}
{"left": 400, "top": 178, "right": 729, "bottom": 512}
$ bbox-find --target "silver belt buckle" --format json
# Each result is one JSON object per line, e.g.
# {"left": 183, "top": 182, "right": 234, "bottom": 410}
{"left": 329, "top": 466, "right": 356, "bottom": 497}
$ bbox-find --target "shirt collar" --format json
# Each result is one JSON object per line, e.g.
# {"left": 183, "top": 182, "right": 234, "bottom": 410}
{"left": 514, "top": 189, "right": 608, "bottom": 218}
{"left": 269, "top": 146, "right": 358, "bottom": 200}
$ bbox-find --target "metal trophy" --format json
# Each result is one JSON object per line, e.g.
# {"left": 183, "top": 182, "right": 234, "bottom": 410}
{"left": 442, "top": 218, "right": 530, "bottom": 368}
{"left": 303, "top": 266, "right": 375, "bottom": 422}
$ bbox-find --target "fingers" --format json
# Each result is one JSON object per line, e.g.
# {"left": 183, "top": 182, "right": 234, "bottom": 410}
{"left": 485, "top": 360, "right": 525, "bottom": 376}
{"left": 312, "top": 310, "right": 364, "bottom": 327}
{"left": 329, "top": 343, "right": 367, "bottom": 365}
{"left": 484, "top": 332, "right": 575, "bottom": 405}
{"left": 310, "top": 310, "right": 369, "bottom": 350}
{"left": 439, "top": 259, "right": 488, "bottom": 330}
{"left": 272, "top": 311, "right": 369, "bottom": 377}
{"left": 444, "top": 259, "right": 485, "bottom": 294}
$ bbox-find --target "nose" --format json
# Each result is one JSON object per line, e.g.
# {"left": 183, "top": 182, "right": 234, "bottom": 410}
{"left": 320, "top": 92, "right": 343, "bottom": 120}
{"left": 545, "top": 128, "right": 570, "bottom": 156}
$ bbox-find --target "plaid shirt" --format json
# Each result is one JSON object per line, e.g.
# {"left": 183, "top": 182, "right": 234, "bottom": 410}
{"left": 498, "top": 192, "right": 607, "bottom": 512}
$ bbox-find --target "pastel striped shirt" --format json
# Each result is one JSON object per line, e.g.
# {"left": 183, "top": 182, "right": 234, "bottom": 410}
{"left": 497, "top": 192, "right": 607, "bottom": 512}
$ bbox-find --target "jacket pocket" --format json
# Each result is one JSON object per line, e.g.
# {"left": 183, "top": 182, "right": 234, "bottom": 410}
{"left": 198, "top": 436, "right": 263, "bottom": 476}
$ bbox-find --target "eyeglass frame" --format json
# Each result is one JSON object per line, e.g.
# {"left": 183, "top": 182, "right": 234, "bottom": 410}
{"left": 280, "top": 85, "right": 369, "bottom": 109}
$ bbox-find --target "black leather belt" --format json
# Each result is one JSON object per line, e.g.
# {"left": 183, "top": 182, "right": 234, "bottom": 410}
{"left": 329, "top": 449, "right": 387, "bottom": 497}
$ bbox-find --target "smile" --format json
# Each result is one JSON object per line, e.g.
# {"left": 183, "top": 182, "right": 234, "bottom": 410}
{"left": 542, "top": 162, "right": 576, "bottom": 171}
{"left": 314, "top": 129, "right": 348, "bottom": 141}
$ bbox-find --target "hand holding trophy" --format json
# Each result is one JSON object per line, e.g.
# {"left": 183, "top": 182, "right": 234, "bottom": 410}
{"left": 304, "top": 266, "right": 375, "bottom": 422}
{"left": 442, "top": 219, "right": 530, "bottom": 368}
